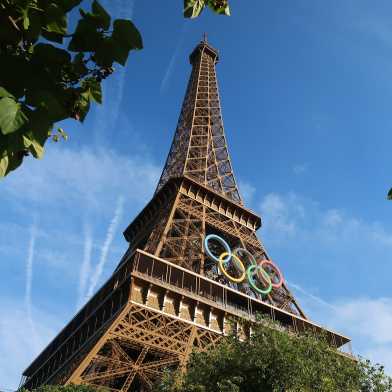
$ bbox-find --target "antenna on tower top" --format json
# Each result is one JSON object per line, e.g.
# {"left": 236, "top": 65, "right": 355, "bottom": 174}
{"left": 202, "top": 32, "right": 208, "bottom": 43}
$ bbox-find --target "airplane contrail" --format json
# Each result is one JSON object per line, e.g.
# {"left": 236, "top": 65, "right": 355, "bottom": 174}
{"left": 77, "top": 223, "right": 93, "bottom": 309}
{"left": 87, "top": 196, "right": 124, "bottom": 298}
{"left": 25, "top": 224, "right": 39, "bottom": 351}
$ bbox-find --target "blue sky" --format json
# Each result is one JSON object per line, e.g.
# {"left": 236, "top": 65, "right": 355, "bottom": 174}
{"left": 1, "top": 0, "right": 392, "bottom": 389}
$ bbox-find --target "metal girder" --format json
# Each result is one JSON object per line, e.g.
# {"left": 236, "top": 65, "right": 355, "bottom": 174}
{"left": 71, "top": 302, "right": 218, "bottom": 391}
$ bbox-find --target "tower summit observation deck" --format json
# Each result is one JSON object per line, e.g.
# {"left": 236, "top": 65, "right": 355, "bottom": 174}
{"left": 21, "top": 37, "right": 351, "bottom": 392}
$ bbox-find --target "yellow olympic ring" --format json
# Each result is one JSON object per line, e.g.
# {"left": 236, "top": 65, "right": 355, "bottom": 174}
{"left": 218, "top": 252, "right": 246, "bottom": 283}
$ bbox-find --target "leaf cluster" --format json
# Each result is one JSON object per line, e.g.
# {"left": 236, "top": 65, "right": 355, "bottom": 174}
{"left": 154, "top": 317, "right": 392, "bottom": 392}
{"left": 184, "top": 0, "right": 230, "bottom": 18}
{"left": 0, "top": 0, "right": 142, "bottom": 176}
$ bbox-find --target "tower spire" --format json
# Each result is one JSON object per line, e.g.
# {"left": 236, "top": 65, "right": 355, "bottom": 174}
{"left": 156, "top": 38, "right": 242, "bottom": 204}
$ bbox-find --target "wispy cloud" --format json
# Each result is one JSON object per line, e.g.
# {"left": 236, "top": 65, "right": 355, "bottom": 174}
{"left": 25, "top": 224, "right": 39, "bottom": 352}
{"left": 290, "top": 282, "right": 392, "bottom": 374}
{"left": 2, "top": 146, "right": 159, "bottom": 209}
{"left": 238, "top": 180, "right": 256, "bottom": 206}
{"left": 160, "top": 22, "right": 188, "bottom": 93}
{"left": 93, "top": 0, "right": 136, "bottom": 142}
{"left": 288, "top": 281, "right": 336, "bottom": 311}
{"left": 258, "top": 191, "right": 392, "bottom": 373}
{"left": 0, "top": 144, "right": 160, "bottom": 390}
{"left": 0, "top": 299, "right": 60, "bottom": 390}
{"left": 87, "top": 196, "right": 124, "bottom": 298}
{"left": 260, "top": 193, "right": 304, "bottom": 236}
{"left": 77, "top": 224, "right": 93, "bottom": 309}
{"left": 259, "top": 192, "right": 392, "bottom": 249}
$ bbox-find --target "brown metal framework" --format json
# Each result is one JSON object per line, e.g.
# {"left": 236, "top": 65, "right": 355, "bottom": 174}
{"left": 21, "top": 38, "right": 351, "bottom": 392}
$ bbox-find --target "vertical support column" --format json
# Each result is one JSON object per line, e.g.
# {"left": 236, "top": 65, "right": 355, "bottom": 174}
{"left": 154, "top": 192, "right": 181, "bottom": 257}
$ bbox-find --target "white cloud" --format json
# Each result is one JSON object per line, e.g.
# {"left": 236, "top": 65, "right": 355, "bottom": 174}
{"left": 260, "top": 193, "right": 305, "bottom": 236}
{"left": 77, "top": 224, "right": 93, "bottom": 309}
{"left": 0, "top": 299, "right": 60, "bottom": 390}
{"left": 259, "top": 191, "right": 392, "bottom": 373}
{"left": 2, "top": 146, "right": 160, "bottom": 209}
{"left": 291, "top": 283, "right": 392, "bottom": 374}
{"left": 0, "top": 145, "right": 160, "bottom": 389}
{"left": 160, "top": 22, "right": 188, "bottom": 93}
{"left": 238, "top": 180, "right": 256, "bottom": 205}
{"left": 93, "top": 0, "right": 136, "bottom": 142}
{"left": 259, "top": 192, "right": 392, "bottom": 250}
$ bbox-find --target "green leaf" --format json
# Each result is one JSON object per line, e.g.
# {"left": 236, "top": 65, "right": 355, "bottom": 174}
{"left": 207, "top": 0, "right": 230, "bottom": 16}
{"left": 0, "top": 55, "right": 32, "bottom": 98}
{"left": 22, "top": 9, "right": 30, "bottom": 30}
{"left": 0, "top": 147, "right": 24, "bottom": 178}
{"left": 24, "top": 11, "right": 43, "bottom": 44}
{"left": 72, "top": 53, "right": 88, "bottom": 76}
{"left": 0, "top": 155, "right": 9, "bottom": 177}
{"left": 88, "top": 81, "right": 102, "bottom": 104}
{"left": 44, "top": 3, "right": 67, "bottom": 35}
{"left": 388, "top": 188, "right": 392, "bottom": 200}
{"left": 32, "top": 43, "right": 71, "bottom": 77}
{"left": 21, "top": 109, "right": 52, "bottom": 158}
{"left": 92, "top": 0, "right": 111, "bottom": 30}
{"left": 110, "top": 19, "right": 143, "bottom": 65}
{"left": 68, "top": 18, "right": 103, "bottom": 52}
{"left": 59, "top": 0, "right": 83, "bottom": 13}
{"left": 58, "top": 128, "right": 68, "bottom": 140}
{"left": 81, "top": 78, "right": 102, "bottom": 104}
{"left": 112, "top": 19, "right": 143, "bottom": 50}
{"left": 25, "top": 89, "right": 68, "bottom": 122}
{"left": 74, "top": 92, "right": 90, "bottom": 122}
{"left": 0, "top": 87, "right": 14, "bottom": 99}
{"left": 41, "top": 30, "right": 64, "bottom": 44}
{"left": 110, "top": 39, "right": 129, "bottom": 66}
{"left": 94, "top": 38, "right": 116, "bottom": 67}
{"left": 23, "top": 135, "right": 44, "bottom": 159}
{"left": 0, "top": 98, "right": 28, "bottom": 135}
{"left": 184, "top": 0, "right": 206, "bottom": 18}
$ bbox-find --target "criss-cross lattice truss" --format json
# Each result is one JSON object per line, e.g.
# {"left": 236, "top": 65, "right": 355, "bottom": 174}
{"left": 21, "top": 38, "right": 351, "bottom": 392}
{"left": 156, "top": 41, "right": 242, "bottom": 204}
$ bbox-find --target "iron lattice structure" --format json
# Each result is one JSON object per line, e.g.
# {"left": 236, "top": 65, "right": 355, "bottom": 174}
{"left": 22, "top": 39, "right": 350, "bottom": 392}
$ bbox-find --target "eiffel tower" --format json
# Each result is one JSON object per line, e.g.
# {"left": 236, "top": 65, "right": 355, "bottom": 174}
{"left": 21, "top": 37, "right": 350, "bottom": 392}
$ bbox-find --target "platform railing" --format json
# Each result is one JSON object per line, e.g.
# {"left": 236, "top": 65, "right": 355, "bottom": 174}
{"left": 132, "top": 249, "right": 352, "bottom": 353}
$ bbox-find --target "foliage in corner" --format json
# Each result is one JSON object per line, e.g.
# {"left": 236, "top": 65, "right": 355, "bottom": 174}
{"left": 0, "top": 0, "right": 142, "bottom": 177}
{"left": 153, "top": 316, "right": 392, "bottom": 392}
{"left": 388, "top": 188, "right": 392, "bottom": 200}
{"left": 184, "top": 0, "right": 230, "bottom": 19}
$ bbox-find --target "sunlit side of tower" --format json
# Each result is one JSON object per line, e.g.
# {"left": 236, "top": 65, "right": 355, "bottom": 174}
{"left": 21, "top": 38, "right": 351, "bottom": 392}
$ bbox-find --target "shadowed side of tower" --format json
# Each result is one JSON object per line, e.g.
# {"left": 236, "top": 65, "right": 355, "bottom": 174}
{"left": 21, "top": 38, "right": 351, "bottom": 392}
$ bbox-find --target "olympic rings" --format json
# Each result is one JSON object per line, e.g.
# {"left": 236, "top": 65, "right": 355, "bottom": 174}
{"left": 260, "top": 260, "right": 284, "bottom": 289}
{"left": 247, "top": 264, "right": 272, "bottom": 294}
{"left": 219, "top": 252, "right": 246, "bottom": 283}
{"left": 233, "top": 247, "right": 256, "bottom": 267}
{"left": 204, "top": 233, "right": 285, "bottom": 296}
{"left": 204, "top": 234, "right": 231, "bottom": 263}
